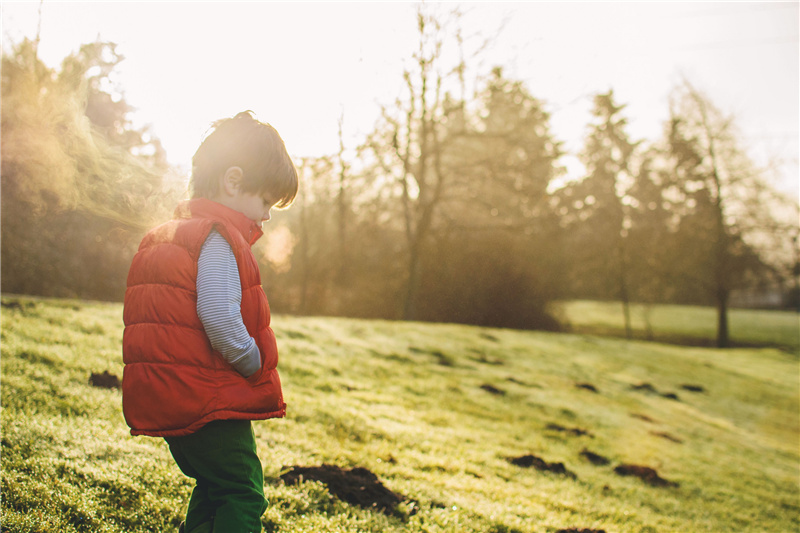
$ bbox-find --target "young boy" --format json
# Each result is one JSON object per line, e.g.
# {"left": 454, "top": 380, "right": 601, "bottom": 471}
{"left": 122, "top": 111, "right": 298, "bottom": 533}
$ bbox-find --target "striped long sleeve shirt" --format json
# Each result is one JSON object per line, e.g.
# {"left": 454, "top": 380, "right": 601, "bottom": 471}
{"left": 196, "top": 229, "right": 261, "bottom": 377}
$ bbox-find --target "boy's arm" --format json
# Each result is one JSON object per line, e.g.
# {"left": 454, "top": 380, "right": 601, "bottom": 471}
{"left": 196, "top": 229, "right": 261, "bottom": 377}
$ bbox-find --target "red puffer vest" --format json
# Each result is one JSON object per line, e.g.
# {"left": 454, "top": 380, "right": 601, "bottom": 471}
{"left": 122, "top": 198, "right": 286, "bottom": 437}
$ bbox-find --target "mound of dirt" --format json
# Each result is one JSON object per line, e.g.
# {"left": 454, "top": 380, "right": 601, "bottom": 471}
{"left": 631, "top": 382, "right": 680, "bottom": 401}
{"left": 280, "top": 464, "right": 403, "bottom": 515}
{"left": 480, "top": 383, "right": 506, "bottom": 396}
{"left": 505, "top": 377, "right": 540, "bottom": 388}
{"left": 631, "top": 382, "right": 658, "bottom": 393}
{"left": 546, "top": 423, "right": 593, "bottom": 438}
{"left": 614, "top": 464, "right": 678, "bottom": 488}
{"left": 580, "top": 448, "right": 610, "bottom": 466}
{"left": 680, "top": 383, "right": 706, "bottom": 393}
{"left": 1, "top": 300, "right": 24, "bottom": 310}
{"left": 508, "top": 454, "right": 577, "bottom": 479}
{"left": 575, "top": 382, "right": 599, "bottom": 393}
{"left": 1, "top": 298, "right": 37, "bottom": 313}
{"left": 89, "top": 371, "right": 120, "bottom": 389}
{"left": 650, "top": 431, "right": 683, "bottom": 444}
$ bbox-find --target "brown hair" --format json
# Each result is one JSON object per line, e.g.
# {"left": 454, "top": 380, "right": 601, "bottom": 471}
{"left": 190, "top": 111, "right": 298, "bottom": 208}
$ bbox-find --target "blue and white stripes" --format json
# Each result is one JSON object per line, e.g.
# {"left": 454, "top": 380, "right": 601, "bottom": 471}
{"left": 196, "top": 230, "right": 261, "bottom": 377}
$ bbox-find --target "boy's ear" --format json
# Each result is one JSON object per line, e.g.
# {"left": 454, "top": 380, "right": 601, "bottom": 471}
{"left": 221, "top": 167, "right": 244, "bottom": 196}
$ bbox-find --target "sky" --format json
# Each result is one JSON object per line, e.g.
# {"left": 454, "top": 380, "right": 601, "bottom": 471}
{"left": 2, "top": 1, "right": 798, "bottom": 197}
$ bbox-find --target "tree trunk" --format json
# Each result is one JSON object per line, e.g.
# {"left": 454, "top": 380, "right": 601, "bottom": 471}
{"left": 402, "top": 199, "right": 436, "bottom": 321}
{"left": 693, "top": 83, "right": 732, "bottom": 348}
{"left": 298, "top": 178, "right": 310, "bottom": 315}
{"left": 403, "top": 242, "right": 422, "bottom": 320}
{"left": 336, "top": 115, "right": 349, "bottom": 284}
{"left": 716, "top": 286, "right": 730, "bottom": 348}
{"left": 618, "top": 237, "right": 632, "bottom": 339}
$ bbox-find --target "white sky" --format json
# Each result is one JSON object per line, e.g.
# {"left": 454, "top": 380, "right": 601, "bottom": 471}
{"left": 2, "top": 1, "right": 798, "bottom": 197}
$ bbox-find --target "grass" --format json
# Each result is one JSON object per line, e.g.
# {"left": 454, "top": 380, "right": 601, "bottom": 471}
{"left": 1, "top": 295, "right": 799, "bottom": 532}
{"left": 556, "top": 300, "right": 800, "bottom": 352}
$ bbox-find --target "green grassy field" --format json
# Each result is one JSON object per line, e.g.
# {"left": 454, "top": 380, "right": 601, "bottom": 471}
{"left": 1, "top": 296, "right": 798, "bottom": 532}
{"left": 556, "top": 300, "right": 800, "bottom": 352}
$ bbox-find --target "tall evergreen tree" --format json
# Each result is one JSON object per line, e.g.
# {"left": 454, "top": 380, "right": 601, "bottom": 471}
{"left": 559, "top": 90, "right": 639, "bottom": 336}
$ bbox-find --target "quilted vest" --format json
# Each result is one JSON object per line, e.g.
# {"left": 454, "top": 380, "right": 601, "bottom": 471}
{"left": 122, "top": 198, "right": 286, "bottom": 437}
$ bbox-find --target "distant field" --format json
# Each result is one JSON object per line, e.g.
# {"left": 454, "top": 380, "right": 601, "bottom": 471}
{"left": 556, "top": 300, "right": 800, "bottom": 352}
{"left": 1, "top": 296, "right": 798, "bottom": 532}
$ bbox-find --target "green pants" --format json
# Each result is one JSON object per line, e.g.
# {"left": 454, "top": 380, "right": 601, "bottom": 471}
{"left": 165, "top": 419, "right": 267, "bottom": 533}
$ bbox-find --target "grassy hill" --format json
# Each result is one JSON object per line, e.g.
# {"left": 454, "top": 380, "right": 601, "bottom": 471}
{"left": 1, "top": 296, "right": 798, "bottom": 532}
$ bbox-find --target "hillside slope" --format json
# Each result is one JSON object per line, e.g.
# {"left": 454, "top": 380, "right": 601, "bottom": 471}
{"left": 1, "top": 296, "right": 798, "bottom": 532}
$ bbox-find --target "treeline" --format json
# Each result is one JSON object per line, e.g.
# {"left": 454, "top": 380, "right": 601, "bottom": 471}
{"left": 2, "top": 8, "right": 797, "bottom": 347}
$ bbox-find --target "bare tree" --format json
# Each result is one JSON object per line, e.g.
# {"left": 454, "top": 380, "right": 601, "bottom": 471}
{"left": 365, "top": 5, "right": 473, "bottom": 320}
{"left": 666, "top": 80, "right": 787, "bottom": 347}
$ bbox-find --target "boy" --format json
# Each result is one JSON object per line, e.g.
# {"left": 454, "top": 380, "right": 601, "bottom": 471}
{"left": 122, "top": 111, "right": 298, "bottom": 533}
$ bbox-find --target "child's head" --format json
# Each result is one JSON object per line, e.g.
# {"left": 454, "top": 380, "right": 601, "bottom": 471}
{"left": 190, "top": 111, "right": 298, "bottom": 208}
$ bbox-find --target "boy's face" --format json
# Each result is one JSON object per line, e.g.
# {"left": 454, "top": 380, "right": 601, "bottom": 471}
{"left": 230, "top": 190, "right": 277, "bottom": 227}
{"left": 214, "top": 166, "right": 277, "bottom": 227}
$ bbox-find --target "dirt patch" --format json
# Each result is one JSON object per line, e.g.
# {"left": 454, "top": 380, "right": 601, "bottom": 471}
{"left": 546, "top": 423, "right": 593, "bottom": 438}
{"left": 410, "top": 346, "right": 455, "bottom": 366}
{"left": 0, "top": 298, "right": 35, "bottom": 313}
{"left": 580, "top": 448, "right": 610, "bottom": 466}
{"left": 614, "top": 464, "right": 678, "bottom": 488}
{"left": 631, "top": 382, "right": 680, "bottom": 401}
{"left": 650, "top": 431, "right": 683, "bottom": 444}
{"left": 280, "top": 464, "right": 403, "bottom": 515}
{"left": 89, "top": 371, "right": 120, "bottom": 389}
{"left": 556, "top": 529, "right": 607, "bottom": 533}
{"left": 680, "top": 384, "right": 706, "bottom": 393}
{"left": 508, "top": 454, "right": 577, "bottom": 479}
{"left": 575, "top": 382, "right": 598, "bottom": 393}
{"left": 630, "top": 413, "right": 656, "bottom": 423}
{"left": 480, "top": 383, "right": 506, "bottom": 396}
{"left": 506, "top": 377, "right": 540, "bottom": 388}
{"left": 631, "top": 382, "right": 658, "bottom": 393}
{"left": 430, "top": 350, "right": 455, "bottom": 366}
